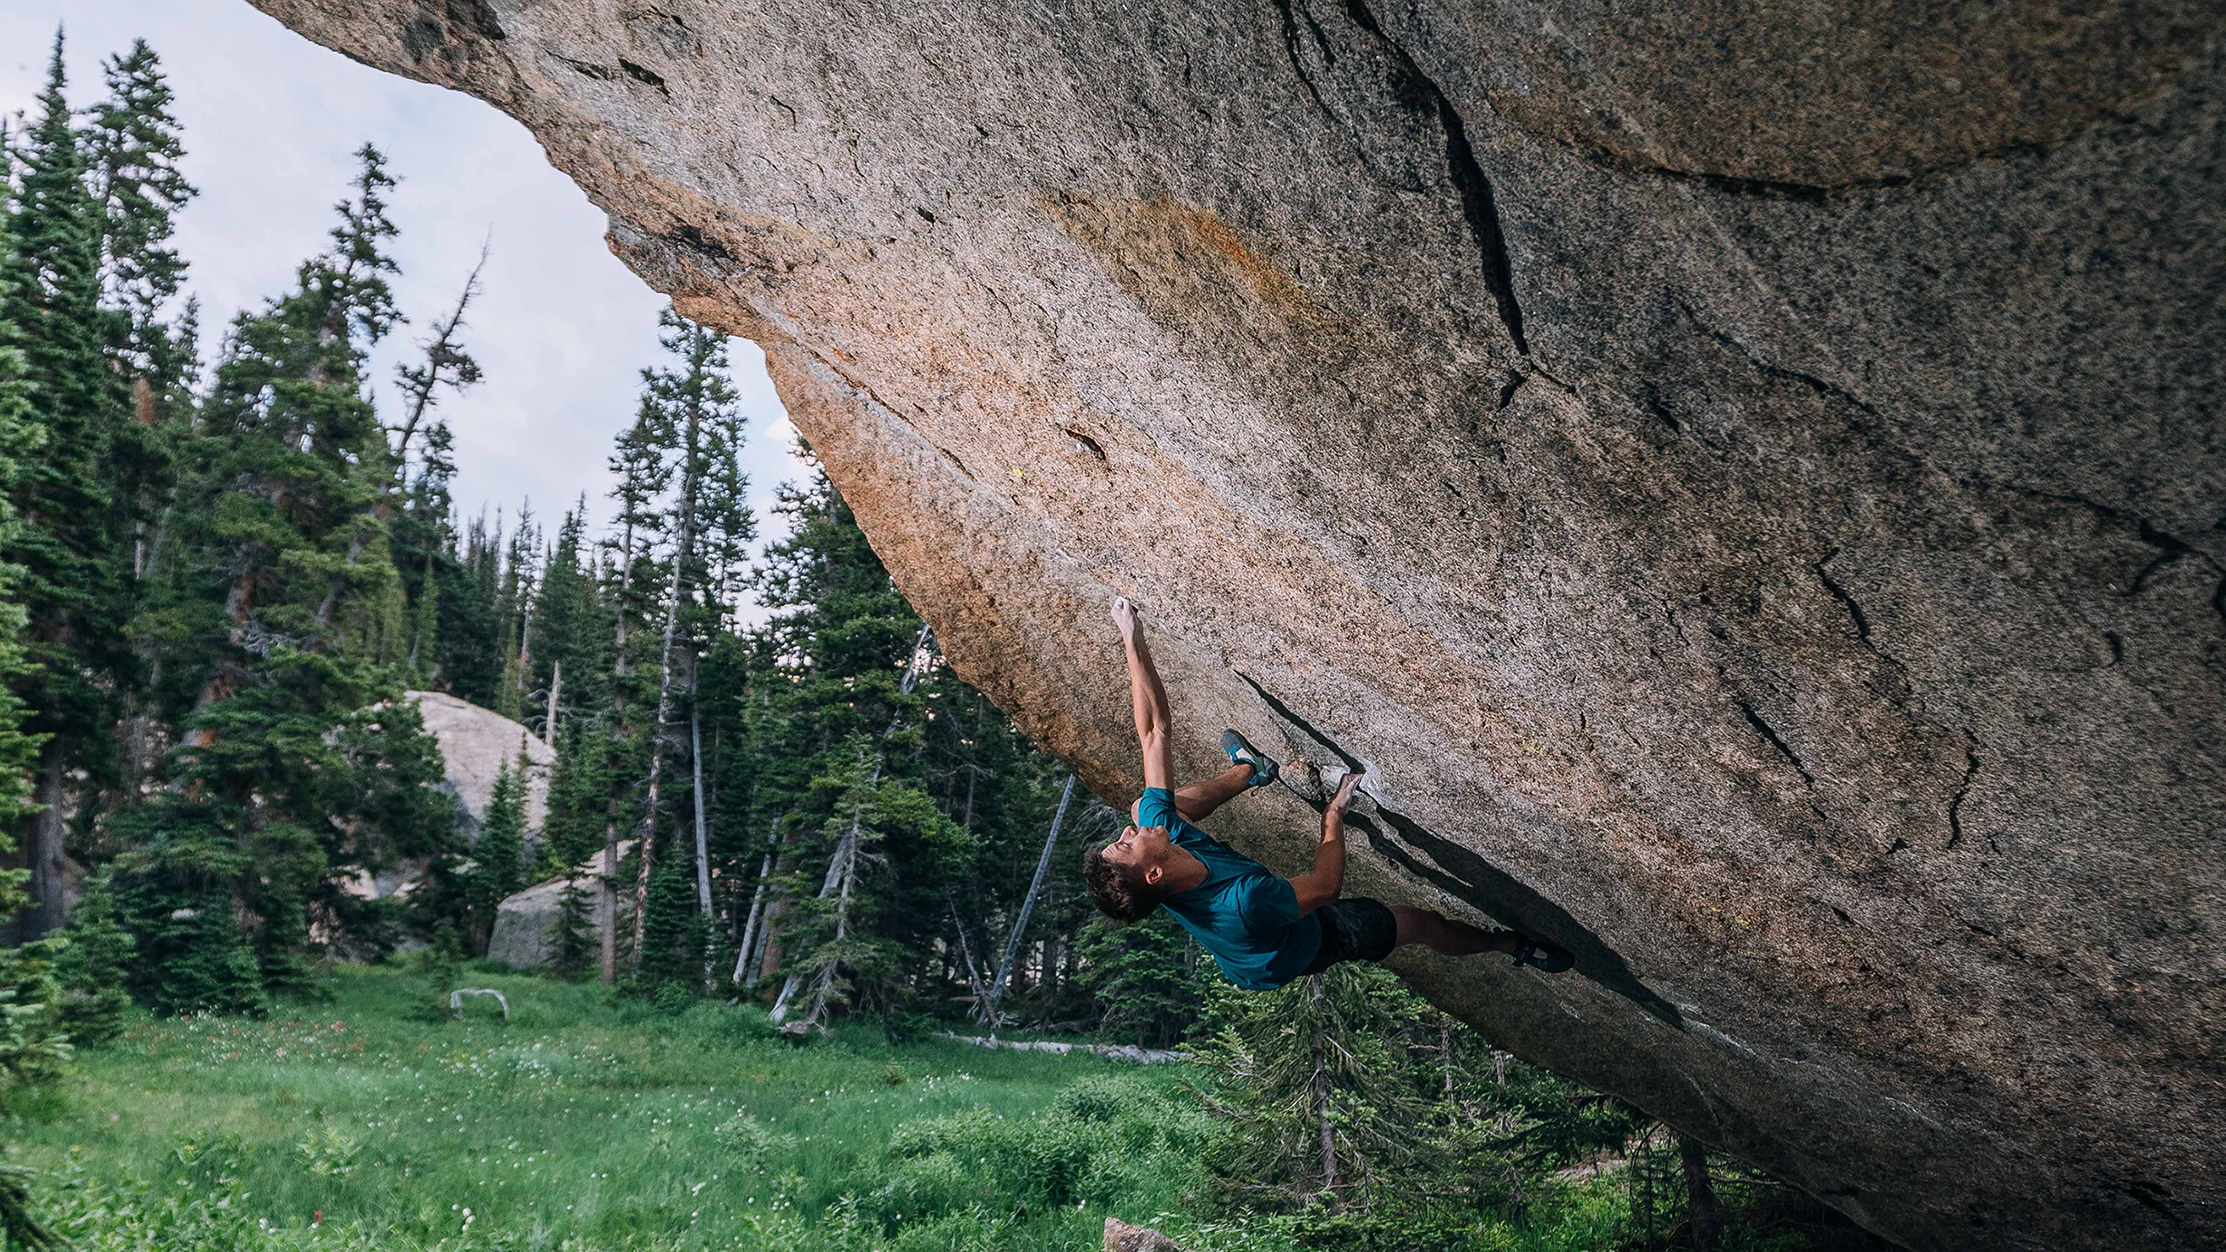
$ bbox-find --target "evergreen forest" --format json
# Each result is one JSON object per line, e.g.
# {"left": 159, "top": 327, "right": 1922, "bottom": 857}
{"left": 0, "top": 31, "right": 1893, "bottom": 1252}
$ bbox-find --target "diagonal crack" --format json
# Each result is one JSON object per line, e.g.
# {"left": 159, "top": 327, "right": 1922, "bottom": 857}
{"left": 1269, "top": 0, "right": 1336, "bottom": 122}
{"left": 1816, "top": 549, "right": 1908, "bottom": 675}
{"left": 1341, "top": 0, "right": 1530, "bottom": 357}
{"left": 1736, "top": 698, "right": 1816, "bottom": 790}
{"left": 1234, "top": 670, "right": 1683, "bottom": 1026}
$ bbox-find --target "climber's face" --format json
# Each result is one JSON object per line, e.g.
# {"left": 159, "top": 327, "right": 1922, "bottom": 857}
{"left": 1104, "top": 823, "right": 1176, "bottom": 884}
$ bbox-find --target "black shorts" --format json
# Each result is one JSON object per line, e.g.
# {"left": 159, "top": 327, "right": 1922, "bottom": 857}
{"left": 1298, "top": 897, "right": 1398, "bottom": 977}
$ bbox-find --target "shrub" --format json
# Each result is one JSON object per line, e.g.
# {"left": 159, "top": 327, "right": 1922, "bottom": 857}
{"left": 714, "top": 1112, "right": 797, "bottom": 1171}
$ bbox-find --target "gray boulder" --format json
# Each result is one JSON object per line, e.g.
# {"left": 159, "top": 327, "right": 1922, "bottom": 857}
{"left": 407, "top": 690, "right": 552, "bottom": 846}
{"left": 254, "top": 4, "right": 2225, "bottom": 1248}
{"left": 485, "top": 842, "right": 634, "bottom": 970}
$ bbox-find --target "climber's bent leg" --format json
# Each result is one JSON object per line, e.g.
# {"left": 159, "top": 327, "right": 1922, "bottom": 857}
{"left": 1131, "top": 761, "right": 1256, "bottom": 827}
{"left": 1390, "top": 905, "right": 1520, "bottom": 957}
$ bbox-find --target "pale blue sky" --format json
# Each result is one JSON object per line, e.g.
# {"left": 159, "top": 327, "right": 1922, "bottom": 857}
{"left": 0, "top": 0, "right": 804, "bottom": 567}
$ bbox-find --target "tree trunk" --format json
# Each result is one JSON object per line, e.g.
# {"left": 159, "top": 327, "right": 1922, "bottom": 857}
{"left": 949, "top": 897, "right": 989, "bottom": 1006}
{"left": 628, "top": 568, "right": 687, "bottom": 973}
{"left": 771, "top": 766, "right": 872, "bottom": 1023}
{"left": 769, "top": 622, "right": 934, "bottom": 1022}
{"left": 691, "top": 701, "right": 713, "bottom": 982}
{"left": 754, "top": 893, "right": 789, "bottom": 983}
{"left": 982, "top": 772, "right": 1075, "bottom": 1024}
{"left": 19, "top": 745, "right": 68, "bottom": 938}
{"left": 544, "top": 659, "right": 561, "bottom": 748}
{"left": 1679, "top": 1133, "right": 1720, "bottom": 1252}
{"left": 600, "top": 517, "right": 633, "bottom": 987}
{"left": 1312, "top": 976, "right": 1338, "bottom": 1201}
{"left": 731, "top": 833, "right": 777, "bottom": 985}
{"left": 629, "top": 400, "right": 701, "bottom": 973}
{"left": 599, "top": 815, "right": 619, "bottom": 985}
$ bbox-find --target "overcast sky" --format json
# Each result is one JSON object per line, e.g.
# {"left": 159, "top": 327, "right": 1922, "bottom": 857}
{"left": 0, "top": 0, "right": 804, "bottom": 563}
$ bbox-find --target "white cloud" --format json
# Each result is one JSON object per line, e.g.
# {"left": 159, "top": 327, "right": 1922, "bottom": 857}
{"left": 0, "top": 0, "right": 802, "bottom": 582}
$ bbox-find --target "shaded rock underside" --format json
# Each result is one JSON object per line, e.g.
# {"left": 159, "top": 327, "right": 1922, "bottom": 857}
{"left": 253, "top": 3, "right": 2224, "bottom": 1249}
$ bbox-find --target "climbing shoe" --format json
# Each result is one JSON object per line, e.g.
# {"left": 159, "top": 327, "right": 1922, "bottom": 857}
{"left": 1511, "top": 936, "right": 1574, "bottom": 973}
{"left": 1221, "top": 729, "right": 1280, "bottom": 788}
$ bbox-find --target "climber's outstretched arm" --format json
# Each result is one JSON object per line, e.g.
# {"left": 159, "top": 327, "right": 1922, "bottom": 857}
{"left": 1290, "top": 770, "right": 1363, "bottom": 914}
{"left": 1111, "top": 598, "right": 1173, "bottom": 792}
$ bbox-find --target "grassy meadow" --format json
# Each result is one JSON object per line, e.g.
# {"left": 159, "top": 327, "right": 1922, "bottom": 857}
{"left": 0, "top": 964, "right": 1653, "bottom": 1252}
{"left": 4, "top": 964, "right": 1226, "bottom": 1251}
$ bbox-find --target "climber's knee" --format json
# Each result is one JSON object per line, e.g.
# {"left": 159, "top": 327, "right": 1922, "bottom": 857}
{"left": 1390, "top": 905, "right": 1439, "bottom": 949}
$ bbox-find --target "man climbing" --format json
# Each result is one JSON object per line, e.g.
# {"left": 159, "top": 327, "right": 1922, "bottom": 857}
{"left": 1083, "top": 597, "right": 1573, "bottom": 990}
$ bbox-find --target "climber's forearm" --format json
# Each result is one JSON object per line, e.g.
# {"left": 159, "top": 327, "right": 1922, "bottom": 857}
{"left": 1124, "top": 630, "right": 1174, "bottom": 791}
{"left": 1289, "top": 814, "right": 1347, "bottom": 915}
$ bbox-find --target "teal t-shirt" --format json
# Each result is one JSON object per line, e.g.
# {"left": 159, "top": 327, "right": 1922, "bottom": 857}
{"left": 1138, "top": 787, "right": 1320, "bottom": 990}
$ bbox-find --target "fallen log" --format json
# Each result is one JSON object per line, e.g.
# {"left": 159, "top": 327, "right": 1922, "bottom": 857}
{"left": 940, "top": 1033, "right": 1189, "bottom": 1065}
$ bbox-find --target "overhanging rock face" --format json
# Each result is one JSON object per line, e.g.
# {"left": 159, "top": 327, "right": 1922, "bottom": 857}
{"left": 250, "top": 3, "right": 2224, "bottom": 1247}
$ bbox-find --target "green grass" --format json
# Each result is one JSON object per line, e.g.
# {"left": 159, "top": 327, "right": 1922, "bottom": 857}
{"left": 2, "top": 964, "right": 1217, "bottom": 1251}
{"left": 0, "top": 964, "right": 1726, "bottom": 1252}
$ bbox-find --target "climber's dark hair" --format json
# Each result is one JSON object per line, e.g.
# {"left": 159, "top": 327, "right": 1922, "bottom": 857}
{"left": 1083, "top": 839, "right": 1161, "bottom": 923}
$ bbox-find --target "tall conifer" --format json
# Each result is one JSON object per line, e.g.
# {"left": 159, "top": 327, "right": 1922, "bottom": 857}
{"left": 2, "top": 31, "right": 129, "bottom": 938}
{"left": 111, "top": 146, "right": 449, "bottom": 1005}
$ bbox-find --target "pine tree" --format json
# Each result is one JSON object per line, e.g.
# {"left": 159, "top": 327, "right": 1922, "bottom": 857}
{"left": 493, "top": 501, "right": 538, "bottom": 723}
{"left": 468, "top": 749, "right": 529, "bottom": 955}
{"left": 111, "top": 146, "right": 451, "bottom": 1005}
{"left": 3, "top": 30, "right": 131, "bottom": 940}
{"left": 53, "top": 868, "right": 134, "bottom": 1046}
{"left": 539, "top": 717, "right": 608, "bottom": 875}
{"left": 626, "top": 309, "right": 740, "bottom": 971}
{"left": 1196, "top": 965, "right": 1433, "bottom": 1215}
{"left": 87, "top": 40, "right": 195, "bottom": 376}
{"left": 1074, "top": 911, "right": 1202, "bottom": 1048}
{"left": 547, "top": 875, "right": 599, "bottom": 982}
{"left": 0, "top": 167, "right": 70, "bottom": 1107}
{"left": 86, "top": 38, "right": 196, "bottom": 642}
{"left": 590, "top": 383, "right": 674, "bottom": 984}
{"left": 528, "top": 500, "right": 607, "bottom": 741}
{"left": 633, "top": 852, "right": 700, "bottom": 991}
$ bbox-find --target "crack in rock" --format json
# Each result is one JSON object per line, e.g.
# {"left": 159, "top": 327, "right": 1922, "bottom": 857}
{"left": 1234, "top": 671, "right": 1682, "bottom": 1026}
{"left": 1340, "top": 0, "right": 1529, "bottom": 357}
{"left": 1735, "top": 697, "right": 1816, "bottom": 791}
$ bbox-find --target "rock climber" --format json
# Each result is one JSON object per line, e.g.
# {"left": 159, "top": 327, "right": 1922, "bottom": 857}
{"left": 1083, "top": 597, "right": 1573, "bottom": 989}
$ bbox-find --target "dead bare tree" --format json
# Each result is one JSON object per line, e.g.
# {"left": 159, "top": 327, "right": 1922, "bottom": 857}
{"left": 978, "top": 772, "right": 1077, "bottom": 1026}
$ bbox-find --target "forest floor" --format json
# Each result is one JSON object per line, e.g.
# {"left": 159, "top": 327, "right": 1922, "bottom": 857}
{"left": 1, "top": 964, "right": 1648, "bottom": 1251}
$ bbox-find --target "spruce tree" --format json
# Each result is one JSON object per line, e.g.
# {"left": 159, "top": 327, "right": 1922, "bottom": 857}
{"left": 548, "top": 875, "right": 599, "bottom": 982}
{"left": 468, "top": 749, "right": 529, "bottom": 955}
{"left": 1074, "top": 911, "right": 1202, "bottom": 1048}
{"left": 86, "top": 38, "right": 196, "bottom": 630}
{"left": 634, "top": 852, "right": 700, "bottom": 992}
{"left": 1196, "top": 965, "right": 1434, "bottom": 1215}
{"left": 528, "top": 500, "right": 607, "bottom": 740}
{"left": 539, "top": 717, "right": 608, "bottom": 875}
{"left": 626, "top": 309, "right": 740, "bottom": 968}
{"left": 493, "top": 502, "right": 538, "bottom": 723}
{"left": 53, "top": 868, "right": 134, "bottom": 1046}
{"left": 87, "top": 39, "right": 195, "bottom": 378}
{"left": 111, "top": 146, "right": 451, "bottom": 1006}
{"left": 2, "top": 31, "right": 130, "bottom": 939}
{"left": 0, "top": 152, "right": 72, "bottom": 1110}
